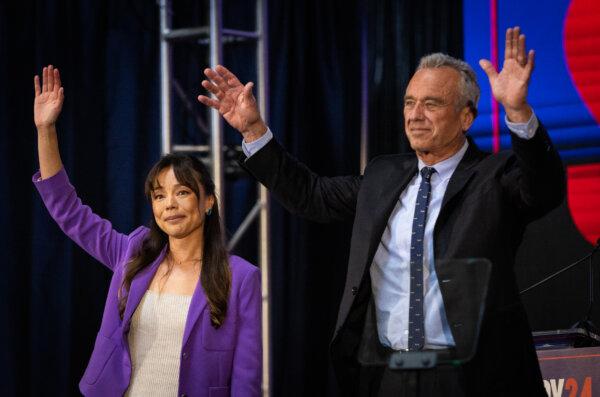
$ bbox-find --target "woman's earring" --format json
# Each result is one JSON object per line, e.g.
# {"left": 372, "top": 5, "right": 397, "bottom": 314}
{"left": 206, "top": 207, "right": 213, "bottom": 216}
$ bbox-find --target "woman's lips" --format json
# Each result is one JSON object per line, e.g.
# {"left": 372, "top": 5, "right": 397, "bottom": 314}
{"left": 165, "top": 215, "right": 185, "bottom": 222}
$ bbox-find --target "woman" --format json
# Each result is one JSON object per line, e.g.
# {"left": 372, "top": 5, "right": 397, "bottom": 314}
{"left": 32, "top": 65, "right": 261, "bottom": 397}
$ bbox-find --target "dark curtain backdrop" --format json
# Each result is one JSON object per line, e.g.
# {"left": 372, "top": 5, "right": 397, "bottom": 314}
{"left": 1, "top": 2, "right": 161, "bottom": 395}
{"left": 367, "top": 0, "right": 463, "bottom": 157}
{"left": 4, "top": 1, "right": 595, "bottom": 397}
{"left": 267, "top": 2, "right": 362, "bottom": 395}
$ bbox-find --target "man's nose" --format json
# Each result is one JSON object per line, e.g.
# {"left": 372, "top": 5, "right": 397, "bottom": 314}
{"left": 407, "top": 102, "right": 425, "bottom": 120}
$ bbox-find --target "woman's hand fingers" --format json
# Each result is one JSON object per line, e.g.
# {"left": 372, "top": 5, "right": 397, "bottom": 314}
{"left": 34, "top": 75, "right": 41, "bottom": 97}
{"left": 47, "top": 65, "right": 54, "bottom": 92}
{"left": 42, "top": 67, "right": 48, "bottom": 93}
{"left": 54, "top": 68, "right": 62, "bottom": 94}
{"left": 36, "top": 66, "right": 63, "bottom": 99}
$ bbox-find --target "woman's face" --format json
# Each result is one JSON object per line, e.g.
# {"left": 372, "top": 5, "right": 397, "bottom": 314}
{"left": 150, "top": 166, "right": 214, "bottom": 239}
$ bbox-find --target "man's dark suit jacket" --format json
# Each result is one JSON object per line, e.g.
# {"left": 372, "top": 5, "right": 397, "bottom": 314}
{"left": 241, "top": 124, "right": 565, "bottom": 396}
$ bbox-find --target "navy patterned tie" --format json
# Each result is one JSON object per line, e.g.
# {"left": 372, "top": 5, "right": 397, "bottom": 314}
{"left": 408, "top": 166, "right": 436, "bottom": 351}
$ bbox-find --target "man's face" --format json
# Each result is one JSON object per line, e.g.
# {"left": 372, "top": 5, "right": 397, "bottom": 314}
{"left": 403, "top": 67, "right": 473, "bottom": 159}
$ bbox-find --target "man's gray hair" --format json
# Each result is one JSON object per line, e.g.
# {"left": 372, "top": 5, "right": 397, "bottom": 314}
{"left": 417, "top": 53, "right": 480, "bottom": 117}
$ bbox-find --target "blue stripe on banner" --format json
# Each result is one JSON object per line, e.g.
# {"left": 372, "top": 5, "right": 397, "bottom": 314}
{"left": 464, "top": 0, "right": 600, "bottom": 164}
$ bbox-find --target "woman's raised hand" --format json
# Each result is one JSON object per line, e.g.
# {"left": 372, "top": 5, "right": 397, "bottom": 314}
{"left": 33, "top": 65, "right": 64, "bottom": 179}
{"left": 34, "top": 65, "right": 64, "bottom": 128}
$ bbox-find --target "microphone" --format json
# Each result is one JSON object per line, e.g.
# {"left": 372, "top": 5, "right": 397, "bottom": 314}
{"left": 520, "top": 238, "right": 600, "bottom": 336}
{"left": 520, "top": 239, "right": 600, "bottom": 295}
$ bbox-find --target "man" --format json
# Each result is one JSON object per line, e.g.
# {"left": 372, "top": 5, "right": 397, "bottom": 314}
{"left": 198, "top": 27, "right": 564, "bottom": 395}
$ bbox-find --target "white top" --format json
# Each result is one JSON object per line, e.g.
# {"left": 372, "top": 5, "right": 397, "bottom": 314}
{"left": 125, "top": 290, "right": 193, "bottom": 397}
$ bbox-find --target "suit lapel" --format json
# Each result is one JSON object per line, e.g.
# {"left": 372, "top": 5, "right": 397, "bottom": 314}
{"left": 440, "top": 138, "right": 485, "bottom": 211}
{"left": 368, "top": 138, "right": 484, "bottom": 248}
{"left": 364, "top": 160, "right": 418, "bottom": 265}
{"left": 181, "top": 275, "right": 209, "bottom": 347}
{"left": 434, "top": 139, "right": 486, "bottom": 351}
{"left": 336, "top": 157, "right": 418, "bottom": 331}
{"left": 121, "top": 244, "right": 209, "bottom": 346}
{"left": 122, "top": 246, "right": 167, "bottom": 324}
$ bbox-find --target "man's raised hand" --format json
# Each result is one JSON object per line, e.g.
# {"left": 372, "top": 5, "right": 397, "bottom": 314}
{"left": 198, "top": 65, "right": 267, "bottom": 142}
{"left": 479, "top": 26, "right": 535, "bottom": 122}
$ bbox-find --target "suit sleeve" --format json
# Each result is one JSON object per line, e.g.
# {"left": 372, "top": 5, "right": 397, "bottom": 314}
{"left": 231, "top": 266, "right": 262, "bottom": 397}
{"left": 502, "top": 121, "right": 566, "bottom": 220}
{"left": 33, "top": 167, "right": 140, "bottom": 271}
{"left": 240, "top": 138, "right": 361, "bottom": 223}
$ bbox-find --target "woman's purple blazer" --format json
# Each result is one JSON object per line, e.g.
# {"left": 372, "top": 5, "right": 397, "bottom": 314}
{"left": 33, "top": 168, "right": 262, "bottom": 397}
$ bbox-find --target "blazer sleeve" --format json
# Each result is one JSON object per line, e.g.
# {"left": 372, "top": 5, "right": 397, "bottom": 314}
{"left": 240, "top": 138, "right": 361, "bottom": 223}
{"left": 231, "top": 266, "right": 262, "bottom": 397}
{"left": 33, "top": 167, "right": 144, "bottom": 271}
{"left": 502, "top": 121, "right": 566, "bottom": 219}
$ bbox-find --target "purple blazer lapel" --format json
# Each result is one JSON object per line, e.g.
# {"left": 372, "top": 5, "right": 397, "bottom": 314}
{"left": 120, "top": 244, "right": 209, "bottom": 345}
{"left": 122, "top": 246, "right": 167, "bottom": 324}
{"left": 182, "top": 279, "right": 209, "bottom": 347}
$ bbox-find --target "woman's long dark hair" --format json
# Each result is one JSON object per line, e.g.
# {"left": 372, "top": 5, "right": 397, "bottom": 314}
{"left": 118, "top": 154, "right": 231, "bottom": 328}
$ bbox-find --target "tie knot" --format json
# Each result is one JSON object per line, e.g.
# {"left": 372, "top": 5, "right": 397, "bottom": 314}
{"left": 420, "top": 167, "right": 436, "bottom": 180}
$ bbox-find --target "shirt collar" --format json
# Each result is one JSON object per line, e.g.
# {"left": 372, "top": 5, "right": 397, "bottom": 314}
{"left": 417, "top": 138, "right": 469, "bottom": 182}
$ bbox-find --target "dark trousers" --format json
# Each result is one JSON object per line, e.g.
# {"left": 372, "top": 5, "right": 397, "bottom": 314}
{"left": 356, "top": 298, "right": 466, "bottom": 396}
{"left": 358, "top": 364, "right": 466, "bottom": 397}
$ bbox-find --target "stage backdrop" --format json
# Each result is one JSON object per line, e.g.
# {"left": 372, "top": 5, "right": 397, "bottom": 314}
{"left": 1, "top": 2, "right": 161, "bottom": 395}
{"left": 2, "top": 0, "right": 598, "bottom": 396}
{"left": 463, "top": 0, "right": 600, "bottom": 334}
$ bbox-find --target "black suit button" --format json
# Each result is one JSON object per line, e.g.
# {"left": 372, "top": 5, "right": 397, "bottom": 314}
{"left": 351, "top": 286, "right": 358, "bottom": 295}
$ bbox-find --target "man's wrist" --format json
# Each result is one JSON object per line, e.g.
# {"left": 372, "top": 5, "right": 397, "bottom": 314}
{"left": 504, "top": 104, "right": 533, "bottom": 123}
{"left": 505, "top": 110, "right": 538, "bottom": 140}
{"left": 242, "top": 128, "right": 273, "bottom": 158}
{"left": 242, "top": 120, "right": 268, "bottom": 143}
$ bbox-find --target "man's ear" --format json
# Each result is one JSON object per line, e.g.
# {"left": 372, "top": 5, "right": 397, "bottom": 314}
{"left": 461, "top": 106, "right": 475, "bottom": 132}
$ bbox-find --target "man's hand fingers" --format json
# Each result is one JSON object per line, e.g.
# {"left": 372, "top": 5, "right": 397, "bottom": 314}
{"left": 505, "top": 28, "right": 513, "bottom": 60}
{"left": 197, "top": 94, "right": 220, "bottom": 109}
{"left": 479, "top": 59, "right": 498, "bottom": 80}
{"left": 216, "top": 65, "right": 242, "bottom": 87}
{"left": 201, "top": 80, "right": 224, "bottom": 99}
{"left": 34, "top": 75, "right": 41, "bottom": 97}
{"left": 511, "top": 27, "right": 520, "bottom": 60}
{"left": 517, "top": 34, "right": 526, "bottom": 65}
{"left": 242, "top": 82, "right": 254, "bottom": 103}
{"left": 525, "top": 49, "right": 535, "bottom": 74}
{"left": 204, "top": 67, "right": 229, "bottom": 92}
